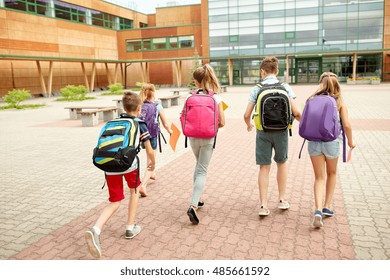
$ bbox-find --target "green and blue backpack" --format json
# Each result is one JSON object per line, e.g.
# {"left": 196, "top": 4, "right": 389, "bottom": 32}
{"left": 92, "top": 114, "right": 141, "bottom": 173}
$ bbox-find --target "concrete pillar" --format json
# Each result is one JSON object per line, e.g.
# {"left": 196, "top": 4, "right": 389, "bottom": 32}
{"left": 46, "top": 0, "right": 55, "bottom": 18}
{"left": 114, "top": 17, "right": 120, "bottom": 30}
{"left": 0, "top": 0, "right": 5, "bottom": 8}
{"left": 86, "top": 9, "right": 92, "bottom": 25}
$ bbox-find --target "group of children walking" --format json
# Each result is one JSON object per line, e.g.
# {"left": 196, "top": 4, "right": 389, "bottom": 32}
{"left": 85, "top": 56, "right": 355, "bottom": 258}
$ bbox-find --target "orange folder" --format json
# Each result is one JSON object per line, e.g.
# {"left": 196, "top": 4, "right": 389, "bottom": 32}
{"left": 169, "top": 123, "right": 181, "bottom": 152}
{"left": 222, "top": 101, "right": 229, "bottom": 111}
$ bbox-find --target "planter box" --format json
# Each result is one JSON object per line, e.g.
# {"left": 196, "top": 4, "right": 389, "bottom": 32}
{"left": 355, "top": 80, "right": 371, "bottom": 85}
{"left": 371, "top": 80, "right": 381, "bottom": 84}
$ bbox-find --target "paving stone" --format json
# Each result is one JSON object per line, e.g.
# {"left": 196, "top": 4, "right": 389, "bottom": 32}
{"left": 1, "top": 85, "right": 390, "bottom": 260}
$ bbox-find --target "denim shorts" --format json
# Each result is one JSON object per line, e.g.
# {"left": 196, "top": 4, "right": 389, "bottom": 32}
{"left": 308, "top": 139, "right": 340, "bottom": 159}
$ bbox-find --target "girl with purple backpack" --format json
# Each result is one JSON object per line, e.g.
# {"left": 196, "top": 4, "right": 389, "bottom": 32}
{"left": 306, "top": 72, "right": 356, "bottom": 228}
{"left": 138, "top": 83, "right": 173, "bottom": 197}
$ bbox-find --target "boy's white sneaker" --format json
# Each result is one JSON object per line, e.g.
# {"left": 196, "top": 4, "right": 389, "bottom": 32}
{"left": 278, "top": 200, "right": 290, "bottom": 210}
{"left": 125, "top": 225, "right": 141, "bottom": 239}
{"left": 85, "top": 228, "right": 102, "bottom": 258}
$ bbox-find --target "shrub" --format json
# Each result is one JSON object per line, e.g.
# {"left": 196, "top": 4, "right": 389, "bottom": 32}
{"left": 107, "top": 83, "right": 124, "bottom": 95}
{"left": 3, "top": 89, "right": 31, "bottom": 108}
{"left": 59, "top": 85, "right": 89, "bottom": 101}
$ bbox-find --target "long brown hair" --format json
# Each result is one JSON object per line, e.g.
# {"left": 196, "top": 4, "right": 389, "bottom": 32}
{"left": 309, "top": 72, "right": 342, "bottom": 109}
{"left": 193, "top": 64, "right": 220, "bottom": 94}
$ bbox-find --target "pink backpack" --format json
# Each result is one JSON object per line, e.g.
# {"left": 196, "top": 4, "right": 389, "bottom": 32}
{"left": 180, "top": 89, "right": 219, "bottom": 139}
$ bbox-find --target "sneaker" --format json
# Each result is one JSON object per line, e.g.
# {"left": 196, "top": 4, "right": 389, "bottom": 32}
{"left": 322, "top": 208, "right": 334, "bottom": 217}
{"left": 198, "top": 201, "right": 204, "bottom": 208}
{"left": 125, "top": 225, "right": 142, "bottom": 239}
{"left": 312, "top": 210, "right": 323, "bottom": 228}
{"left": 85, "top": 228, "right": 102, "bottom": 258}
{"left": 278, "top": 200, "right": 290, "bottom": 210}
{"left": 258, "top": 206, "right": 270, "bottom": 216}
{"left": 187, "top": 206, "right": 199, "bottom": 224}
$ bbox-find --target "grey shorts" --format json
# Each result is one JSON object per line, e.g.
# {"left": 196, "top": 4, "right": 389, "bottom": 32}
{"left": 308, "top": 139, "right": 340, "bottom": 159}
{"left": 256, "top": 130, "right": 288, "bottom": 165}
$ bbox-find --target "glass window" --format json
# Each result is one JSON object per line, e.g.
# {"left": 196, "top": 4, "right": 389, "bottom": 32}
{"left": 139, "top": 22, "right": 148, "bottom": 28}
{"left": 152, "top": 38, "right": 167, "bottom": 49}
{"left": 169, "top": 37, "right": 178, "bottom": 48}
{"left": 143, "top": 39, "right": 151, "bottom": 50}
{"left": 5, "top": 0, "right": 27, "bottom": 12}
{"left": 126, "top": 40, "right": 142, "bottom": 52}
{"left": 119, "top": 18, "right": 133, "bottom": 30}
{"left": 179, "top": 36, "right": 194, "bottom": 48}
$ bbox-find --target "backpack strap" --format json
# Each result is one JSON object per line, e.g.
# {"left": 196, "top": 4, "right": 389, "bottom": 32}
{"left": 298, "top": 139, "right": 306, "bottom": 159}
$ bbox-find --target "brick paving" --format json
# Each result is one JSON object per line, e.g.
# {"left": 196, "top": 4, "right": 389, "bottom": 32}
{"left": 1, "top": 84, "right": 389, "bottom": 260}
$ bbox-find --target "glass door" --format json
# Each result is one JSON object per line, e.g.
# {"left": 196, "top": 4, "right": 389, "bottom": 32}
{"left": 296, "top": 58, "right": 322, "bottom": 83}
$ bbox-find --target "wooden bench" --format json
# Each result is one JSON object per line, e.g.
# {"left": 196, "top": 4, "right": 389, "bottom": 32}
{"left": 65, "top": 106, "right": 116, "bottom": 120}
{"left": 159, "top": 95, "right": 180, "bottom": 108}
{"left": 79, "top": 107, "right": 118, "bottom": 127}
{"left": 171, "top": 89, "right": 190, "bottom": 96}
{"left": 112, "top": 99, "right": 124, "bottom": 114}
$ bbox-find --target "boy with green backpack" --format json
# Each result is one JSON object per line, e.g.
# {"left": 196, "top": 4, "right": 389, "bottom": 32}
{"left": 244, "top": 56, "right": 301, "bottom": 217}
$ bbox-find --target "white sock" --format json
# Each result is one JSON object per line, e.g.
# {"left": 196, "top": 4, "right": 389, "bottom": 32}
{"left": 92, "top": 226, "right": 101, "bottom": 235}
{"left": 126, "top": 224, "right": 134, "bottom": 231}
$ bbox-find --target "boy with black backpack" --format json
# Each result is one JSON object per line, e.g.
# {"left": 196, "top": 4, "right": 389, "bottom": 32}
{"left": 85, "top": 91, "right": 155, "bottom": 258}
{"left": 243, "top": 56, "right": 301, "bottom": 217}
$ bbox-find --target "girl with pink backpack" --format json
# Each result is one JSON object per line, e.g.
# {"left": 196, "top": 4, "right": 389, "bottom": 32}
{"left": 180, "top": 64, "right": 226, "bottom": 224}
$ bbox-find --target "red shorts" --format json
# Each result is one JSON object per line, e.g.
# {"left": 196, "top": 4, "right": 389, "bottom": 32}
{"left": 105, "top": 169, "right": 141, "bottom": 202}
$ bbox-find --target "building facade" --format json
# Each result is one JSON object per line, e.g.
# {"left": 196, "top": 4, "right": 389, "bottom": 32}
{"left": 208, "top": 0, "right": 387, "bottom": 85}
{"left": 0, "top": 0, "right": 389, "bottom": 97}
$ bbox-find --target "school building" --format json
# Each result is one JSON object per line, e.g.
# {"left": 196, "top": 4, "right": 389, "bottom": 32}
{"left": 0, "top": 0, "right": 389, "bottom": 97}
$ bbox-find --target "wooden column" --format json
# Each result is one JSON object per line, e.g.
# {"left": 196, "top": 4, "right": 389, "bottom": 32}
{"left": 114, "top": 63, "right": 119, "bottom": 83}
{"left": 285, "top": 55, "right": 290, "bottom": 83}
{"left": 352, "top": 52, "right": 357, "bottom": 80}
{"left": 36, "top": 61, "right": 47, "bottom": 96}
{"left": 228, "top": 58, "right": 233, "bottom": 86}
{"left": 47, "top": 61, "right": 54, "bottom": 95}
{"left": 90, "top": 62, "right": 96, "bottom": 92}
{"left": 81, "top": 62, "right": 90, "bottom": 91}
{"left": 105, "top": 63, "right": 112, "bottom": 85}
{"left": 174, "top": 60, "right": 182, "bottom": 87}
{"left": 140, "top": 62, "right": 149, "bottom": 83}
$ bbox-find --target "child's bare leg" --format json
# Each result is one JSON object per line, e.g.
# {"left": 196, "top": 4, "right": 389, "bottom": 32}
{"left": 310, "top": 155, "right": 326, "bottom": 210}
{"left": 324, "top": 158, "right": 338, "bottom": 209}
{"left": 276, "top": 162, "right": 287, "bottom": 201}
{"left": 258, "top": 165, "right": 271, "bottom": 208}
{"left": 94, "top": 201, "right": 121, "bottom": 230}
{"left": 127, "top": 188, "right": 140, "bottom": 225}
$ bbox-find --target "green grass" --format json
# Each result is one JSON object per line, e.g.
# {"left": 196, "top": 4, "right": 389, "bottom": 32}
{"left": 55, "top": 97, "right": 95, "bottom": 102}
{"left": 0, "top": 104, "right": 46, "bottom": 110}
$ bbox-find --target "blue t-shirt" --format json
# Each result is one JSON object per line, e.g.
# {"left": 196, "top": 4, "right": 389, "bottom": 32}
{"left": 248, "top": 76, "right": 296, "bottom": 104}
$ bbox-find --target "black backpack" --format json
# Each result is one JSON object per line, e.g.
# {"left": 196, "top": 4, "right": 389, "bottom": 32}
{"left": 253, "top": 82, "right": 293, "bottom": 135}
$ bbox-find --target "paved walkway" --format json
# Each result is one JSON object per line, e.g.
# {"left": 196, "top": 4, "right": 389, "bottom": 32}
{"left": 0, "top": 84, "right": 389, "bottom": 260}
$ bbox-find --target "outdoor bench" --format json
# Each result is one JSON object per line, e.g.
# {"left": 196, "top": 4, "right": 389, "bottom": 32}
{"left": 65, "top": 106, "right": 116, "bottom": 120}
{"left": 79, "top": 107, "right": 118, "bottom": 127}
{"left": 159, "top": 95, "right": 180, "bottom": 108}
